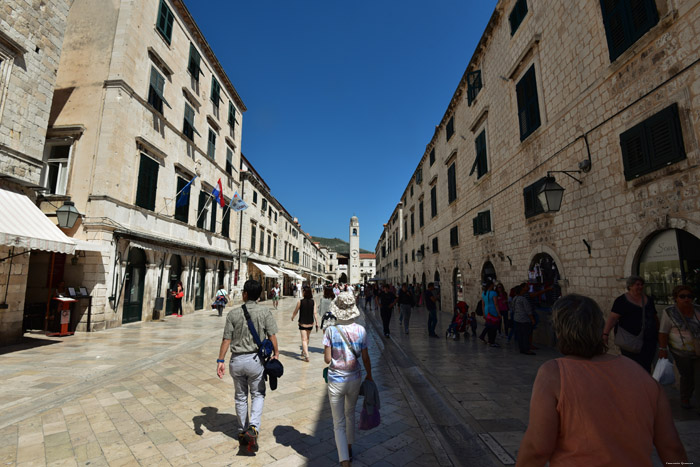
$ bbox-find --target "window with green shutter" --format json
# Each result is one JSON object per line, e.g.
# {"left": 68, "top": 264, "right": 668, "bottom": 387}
{"left": 209, "top": 196, "right": 217, "bottom": 233}
{"left": 211, "top": 77, "right": 221, "bottom": 107}
{"left": 251, "top": 224, "right": 256, "bottom": 250}
{"left": 207, "top": 129, "right": 216, "bottom": 159}
{"left": 447, "top": 162, "right": 457, "bottom": 204}
{"left": 429, "top": 148, "right": 435, "bottom": 166}
{"left": 187, "top": 43, "right": 201, "bottom": 80}
{"left": 174, "top": 176, "right": 189, "bottom": 223}
{"left": 197, "top": 191, "right": 208, "bottom": 229}
{"left": 599, "top": 0, "right": 658, "bottom": 62}
{"left": 228, "top": 102, "right": 237, "bottom": 129}
{"left": 156, "top": 0, "right": 175, "bottom": 44}
{"left": 432, "top": 237, "right": 439, "bottom": 253}
{"left": 225, "top": 146, "right": 234, "bottom": 175}
{"left": 509, "top": 0, "right": 528, "bottom": 36}
{"left": 620, "top": 103, "right": 686, "bottom": 180}
{"left": 410, "top": 212, "right": 415, "bottom": 235}
{"left": 135, "top": 154, "right": 159, "bottom": 211}
{"left": 516, "top": 65, "right": 541, "bottom": 141}
{"left": 419, "top": 200, "right": 424, "bottom": 227}
{"left": 523, "top": 178, "right": 547, "bottom": 218}
{"left": 450, "top": 226, "right": 459, "bottom": 246}
{"left": 259, "top": 230, "right": 265, "bottom": 253}
{"left": 430, "top": 186, "right": 437, "bottom": 218}
{"left": 470, "top": 130, "right": 488, "bottom": 178}
{"left": 446, "top": 116, "right": 454, "bottom": 141}
{"left": 148, "top": 67, "right": 166, "bottom": 113}
{"left": 416, "top": 166, "right": 423, "bottom": 184}
{"left": 467, "top": 70, "right": 482, "bottom": 105}
{"left": 221, "top": 202, "right": 230, "bottom": 237}
{"left": 183, "top": 103, "right": 195, "bottom": 141}
{"left": 473, "top": 211, "right": 491, "bottom": 235}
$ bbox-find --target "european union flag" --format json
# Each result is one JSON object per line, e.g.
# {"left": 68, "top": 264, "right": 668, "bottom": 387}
{"left": 175, "top": 176, "right": 197, "bottom": 207}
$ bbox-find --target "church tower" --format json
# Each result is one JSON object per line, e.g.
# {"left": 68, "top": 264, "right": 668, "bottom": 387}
{"left": 349, "top": 216, "right": 360, "bottom": 285}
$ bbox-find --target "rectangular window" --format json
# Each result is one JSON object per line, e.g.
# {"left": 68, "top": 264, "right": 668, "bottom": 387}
{"left": 262, "top": 199, "right": 268, "bottom": 211}
{"left": 419, "top": 201, "right": 424, "bottom": 227}
{"left": 446, "top": 116, "right": 454, "bottom": 141}
{"left": 473, "top": 210, "right": 492, "bottom": 235}
{"left": 620, "top": 103, "right": 686, "bottom": 181}
{"left": 187, "top": 43, "right": 201, "bottom": 81}
{"left": 432, "top": 237, "right": 439, "bottom": 253}
{"left": 412, "top": 250, "right": 415, "bottom": 262}
{"left": 467, "top": 70, "right": 482, "bottom": 105}
{"left": 225, "top": 146, "right": 234, "bottom": 175}
{"left": 211, "top": 76, "right": 221, "bottom": 108}
{"left": 410, "top": 185, "right": 414, "bottom": 197}
{"left": 221, "top": 202, "right": 230, "bottom": 237}
{"left": 273, "top": 238, "right": 277, "bottom": 258}
{"left": 509, "top": 0, "right": 528, "bottom": 36}
{"left": 447, "top": 162, "right": 457, "bottom": 204}
{"left": 148, "top": 66, "right": 166, "bottom": 113}
{"left": 207, "top": 129, "right": 216, "bottom": 159}
{"left": 259, "top": 230, "right": 265, "bottom": 253}
{"left": 43, "top": 144, "right": 71, "bottom": 195}
{"left": 450, "top": 226, "right": 459, "bottom": 247}
{"left": 430, "top": 186, "right": 437, "bottom": 218}
{"left": 252, "top": 191, "right": 258, "bottom": 204}
{"left": 209, "top": 196, "right": 217, "bottom": 233}
{"left": 174, "top": 176, "right": 189, "bottom": 223}
{"left": 228, "top": 102, "right": 237, "bottom": 130}
{"left": 183, "top": 103, "right": 195, "bottom": 141}
{"left": 523, "top": 178, "right": 547, "bottom": 218}
{"left": 135, "top": 154, "right": 159, "bottom": 211}
{"left": 600, "top": 0, "right": 658, "bottom": 62}
{"left": 410, "top": 212, "right": 415, "bottom": 235}
{"left": 416, "top": 167, "right": 423, "bottom": 184}
{"left": 429, "top": 148, "right": 435, "bottom": 166}
{"left": 267, "top": 236, "right": 271, "bottom": 256}
{"left": 516, "top": 65, "right": 541, "bottom": 141}
{"left": 403, "top": 220, "right": 407, "bottom": 241}
{"left": 156, "top": 0, "right": 175, "bottom": 44}
{"left": 471, "top": 130, "right": 488, "bottom": 178}
{"left": 197, "top": 191, "right": 208, "bottom": 229}
{"left": 251, "top": 224, "right": 256, "bottom": 250}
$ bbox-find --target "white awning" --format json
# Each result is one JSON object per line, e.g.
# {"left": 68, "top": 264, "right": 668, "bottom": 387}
{"left": 0, "top": 188, "right": 76, "bottom": 255}
{"left": 275, "top": 266, "right": 304, "bottom": 280}
{"left": 251, "top": 261, "right": 279, "bottom": 278}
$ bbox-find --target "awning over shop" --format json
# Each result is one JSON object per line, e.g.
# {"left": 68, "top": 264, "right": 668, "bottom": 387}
{"left": 251, "top": 261, "right": 280, "bottom": 278}
{"left": 275, "top": 266, "right": 304, "bottom": 281}
{"left": 0, "top": 187, "right": 76, "bottom": 255}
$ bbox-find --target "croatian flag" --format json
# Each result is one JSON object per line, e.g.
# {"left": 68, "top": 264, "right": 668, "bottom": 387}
{"left": 230, "top": 191, "right": 248, "bottom": 212}
{"left": 212, "top": 178, "right": 225, "bottom": 208}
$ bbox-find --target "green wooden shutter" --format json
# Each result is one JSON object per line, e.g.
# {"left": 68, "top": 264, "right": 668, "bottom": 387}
{"left": 467, "top": 70, "right": 482, "bottom": 105}
{"left": 211, "top": 77, "right": 220, "bottom": 106}
{"left": 157, "top": 0, "right": 174, "bottom": 43}
{"left": 447, "top": 163, "right": 457, "bottom": 203}
{"left": 188, "top": 43, "right": 201, "bottom": 79}
{"left": 516, "top": 66, "right": 540, "bottom": 140}
{"left": 446, "top": 117, "right": 454, "bottom": 141}
{"left": 222, "top": 206, "right": 230, "bottom": 237}
{"left": 430, "top": 186, "right": 437, "bottom": 217}
{"left": 647, "top": 103, "right": 685, "bottom": 170}
{"left": 136, "top": 154, "right": 158, "bottom": 211}
{"left": 207, "top": 129, "right": 216, "bottom": 158}
{"left": 509, "top": 0, "right": 528, "bottom": 35}
{"left": 228, "top": 102, "right": 236, "bottom": 127}
{"left": 473, "top": 216, "right": 479, "bottom": 235}
{"left": 197, "top": 191, "right": 208, "bottom": 229}
{"left": 174, "top": 176, "right": 189, "bottom": 223}
{"left": 620, "top": 125, "right": 649, "bottom": 180}
{"left": 209, "top": 197, "right": 217, "bottom": 232}
{"left": 472, "top": 130, "right": 488, "bottom": 178}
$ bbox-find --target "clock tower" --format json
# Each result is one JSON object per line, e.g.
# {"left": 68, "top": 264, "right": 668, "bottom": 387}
{"left": 349, "top": 216, "right": 360, "bottom": 285}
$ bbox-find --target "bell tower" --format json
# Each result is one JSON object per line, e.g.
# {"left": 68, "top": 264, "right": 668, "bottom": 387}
{"left": 349, "top": 216, "right": 360, "bottom": 285}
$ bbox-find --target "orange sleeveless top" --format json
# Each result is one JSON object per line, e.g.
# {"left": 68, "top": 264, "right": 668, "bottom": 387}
{"left": 551, "top": 356, "right": 659, "bottom": 467}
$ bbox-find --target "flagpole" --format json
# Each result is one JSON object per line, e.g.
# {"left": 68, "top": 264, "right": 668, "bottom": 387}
{"left": 195, "top": 194, "right": 213, "bottom": 226}
{"left": 158, "top": 175, "right": 197, "bottom": 216}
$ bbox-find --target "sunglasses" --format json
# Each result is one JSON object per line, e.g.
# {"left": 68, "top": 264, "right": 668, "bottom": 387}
{"left": 678, "top": 294, "right": 695, "bottom": 300}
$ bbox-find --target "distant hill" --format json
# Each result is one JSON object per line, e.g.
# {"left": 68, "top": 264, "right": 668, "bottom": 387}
{"left": 311, "top": 236, "right": 372, "bottom": 255}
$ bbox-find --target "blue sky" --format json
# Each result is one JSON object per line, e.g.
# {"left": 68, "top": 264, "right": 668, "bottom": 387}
{"left": 184, "top": 0, "right": 497, "bottom": 251}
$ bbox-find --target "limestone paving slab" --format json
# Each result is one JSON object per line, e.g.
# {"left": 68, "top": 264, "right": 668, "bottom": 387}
{"left": 0, "top": 296, "right": 440, "bottom": 466}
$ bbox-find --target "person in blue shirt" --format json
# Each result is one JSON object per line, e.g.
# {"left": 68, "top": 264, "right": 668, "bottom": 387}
{"left": 478, "top": 280, "right": 501, "bottom": 347}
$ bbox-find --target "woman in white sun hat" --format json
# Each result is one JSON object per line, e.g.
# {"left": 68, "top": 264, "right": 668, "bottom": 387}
{"left": 324, "top": 291, "right": 373, "bottom": 466}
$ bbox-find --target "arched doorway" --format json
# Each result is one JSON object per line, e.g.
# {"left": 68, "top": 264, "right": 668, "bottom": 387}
{"left": 123, "top": 247, "right": 146, "bottom": 323}
{"left": 453, "top": 268, "right": 464, "bottom": 306}
{"left": 339, "top": 273, "right": 348, "bottom": 284}
{"left": 528, "top": 253, "right": 562, "bottom": 307}
{"left": 165, "top": 255, "right": 182, "bottom": 316}
{"left": 195, "top": 258, "right": 206, "bottom": 310}
{"left": 481, "top": 261, "right": 497, "bottom": 283}
{"left": 638, "top": 229, "right": 700, "bottom": 305}
{"left": 421, "top": 272, "right": 426, "bottom": 288}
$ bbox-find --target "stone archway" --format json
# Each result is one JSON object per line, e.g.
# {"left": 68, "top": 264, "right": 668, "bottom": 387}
{"left": 481, "top": 261, "right": 497, "bottom": 283}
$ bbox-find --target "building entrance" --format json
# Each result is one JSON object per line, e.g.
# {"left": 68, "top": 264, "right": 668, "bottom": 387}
{"left": 123, "top": 248, "right": 145, "bottom": 324}
{"left": 165, "top": 255, "right": 182, "bottom": 316}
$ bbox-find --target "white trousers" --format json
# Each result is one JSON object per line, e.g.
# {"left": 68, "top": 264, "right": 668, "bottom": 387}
{"left": 327, "top": 377, "right": 362, "bottom": 462}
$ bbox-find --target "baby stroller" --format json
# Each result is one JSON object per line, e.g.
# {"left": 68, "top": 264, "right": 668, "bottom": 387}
{"left": 446, "top": 301, "right": 469, "bottom": 340}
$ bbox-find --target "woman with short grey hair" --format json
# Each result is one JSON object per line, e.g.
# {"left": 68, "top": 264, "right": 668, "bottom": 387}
{"left": 602, "top": 275, "right": 658, "bottom": 372}
{"left": 517, "top": 294, "right": 686, "bottom": 465}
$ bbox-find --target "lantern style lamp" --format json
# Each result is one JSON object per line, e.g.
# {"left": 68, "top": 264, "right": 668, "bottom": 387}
{"left": 537, "top": 176, "right": 565, "bottom": 212}
{"left": 56, "top": 201, "right": 81, "bottom": 229}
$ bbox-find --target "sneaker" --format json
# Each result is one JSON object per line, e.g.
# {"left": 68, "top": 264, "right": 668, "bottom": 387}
{"left": 243, "top": 426, "right": 258, "bottom": 453}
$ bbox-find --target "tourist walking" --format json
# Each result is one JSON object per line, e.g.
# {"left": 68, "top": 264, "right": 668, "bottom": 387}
{"left": 319, "top": 285, "right": 337, "bottom": 330}
{"left": 517, "top": 294, "right": 686, "bottom": 466}
{"left": 213, "top": 284, "right": 228, "bottom": 317}
{"left": 376, "top": 284, "right": 397, "bottom": 337}
{"left": 398, "top": 283, "right": 414, "bottom": 334}
{"left": 216, "top": 280, "right": 279, "bottom": 453}
{"left": 658, "top": 285, "right": 700, "bottom": 409}
{"left": 271, "top": 283, "right": 280, "bottom": 309}
{"left": 425, "top": 282, "right": 439, "bottom": 337}
{"left": 364, "top": 284, "right": 374, "bottom": 310}
{"left": 479, "top": 280, "right": 500, "bottom": 347}
{"left": 323, "top": 292, "right": 373, "bottom": 467}
{"left": 171, "top": 281, "right": 184, "bottom": 317}
{"left": 495, "top": 283, "right": 510, "bottom": 337}
{"left": 512, "top": 284, "right": 536, "bottom": 355}
{"left": 291, "top": 287, "right": 318, "bottom": 362}
{"left": 603, "top": 275, "right": 658, "bottom": 372}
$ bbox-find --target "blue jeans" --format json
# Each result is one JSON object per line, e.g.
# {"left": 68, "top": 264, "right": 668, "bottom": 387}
{"left": 400, "top": 304, "right": 412, "bottom": 332}
{"left": 230, "top": 353, "right": 266, "bottom": 433}
{"left": 427, "top": 308, "right": 437, "bottom": 335}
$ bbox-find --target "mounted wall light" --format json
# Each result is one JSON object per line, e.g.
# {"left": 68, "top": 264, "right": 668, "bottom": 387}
{"left": 537, "top": 170, "right": 583, "bottom": 213}
{"left": 56, "top": 201, "right": 82, "bottom": 229}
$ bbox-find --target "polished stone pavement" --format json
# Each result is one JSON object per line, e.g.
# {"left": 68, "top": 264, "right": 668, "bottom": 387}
{"left": 0, "top": 296, "right": 442, "bottom": 466}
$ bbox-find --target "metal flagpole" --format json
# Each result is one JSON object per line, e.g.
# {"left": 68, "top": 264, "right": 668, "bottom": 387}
{"left": 157, "top": 175, "right": 197, "bottom": 215}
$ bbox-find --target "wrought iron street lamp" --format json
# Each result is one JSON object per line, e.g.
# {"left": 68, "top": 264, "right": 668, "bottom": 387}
{"left": 56, "top": 201, "right": 81, "bottom": 229}
{"left": 537, "top": 170, "right": 583, "bottom": 213}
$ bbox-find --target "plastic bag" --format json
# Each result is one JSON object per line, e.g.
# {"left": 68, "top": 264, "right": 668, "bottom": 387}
{"left": 358, "top": 406, "right": 380, "bottom": 430}
{"left": 652, "top": 358, "right": 675, "bottom": 385}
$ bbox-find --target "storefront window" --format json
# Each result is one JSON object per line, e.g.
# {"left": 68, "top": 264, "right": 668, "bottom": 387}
{"left": 528, "top": 253, "right": 561, "bottom": 307}
{"left": 638, "top": 229, "right": 700, "bottom": 305}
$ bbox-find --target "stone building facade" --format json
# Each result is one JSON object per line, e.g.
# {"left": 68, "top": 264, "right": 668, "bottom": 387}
{"left": 33, "top": 0, "right": 246, "bottom": 330}
{"left": 376, "top": 0, "right": 700, "bottom": 339}
{"left": 0, "top": 0, "right": 73, "bottom": 344}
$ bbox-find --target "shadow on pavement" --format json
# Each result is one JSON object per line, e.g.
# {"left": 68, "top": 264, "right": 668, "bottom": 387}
{"left": 192, "top": 406, "right": 239, "bottom": 438}
{"left": 1, "top": 335, "right": 60, "bottom": 355}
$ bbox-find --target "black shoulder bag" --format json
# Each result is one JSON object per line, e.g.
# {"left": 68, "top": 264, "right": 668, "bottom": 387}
{"left": 242, "top": 304, "right": 274, "bottom": 360}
